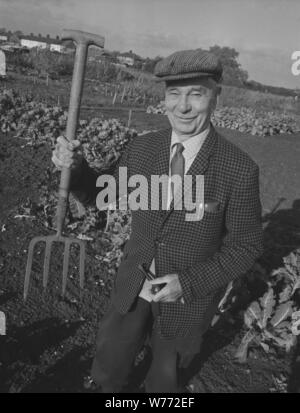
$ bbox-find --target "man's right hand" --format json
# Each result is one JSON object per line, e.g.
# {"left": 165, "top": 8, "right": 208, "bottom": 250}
{"left": 51, "top": 136, "right": 84, "bottom": 171}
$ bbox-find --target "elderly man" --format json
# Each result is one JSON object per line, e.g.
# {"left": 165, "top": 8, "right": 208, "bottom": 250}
{"left": 52, "top": 49, "right": 264, "bottom": 393}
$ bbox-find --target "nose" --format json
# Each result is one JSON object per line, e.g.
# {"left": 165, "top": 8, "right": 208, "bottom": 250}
{"left": 177, "top": 95, "right": 191, "bottom": 113}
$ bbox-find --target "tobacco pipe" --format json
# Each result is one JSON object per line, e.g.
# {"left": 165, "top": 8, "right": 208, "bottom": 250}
{"left": 138, "top": 264, "right": 166, "bottom": 294}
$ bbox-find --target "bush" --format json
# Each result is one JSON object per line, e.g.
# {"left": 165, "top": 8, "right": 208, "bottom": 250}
{"left": 6, "top": 50, "right": 35, "bottom": 70}
{"left": 6, "top": 48, "right": 74, "bottom": 78}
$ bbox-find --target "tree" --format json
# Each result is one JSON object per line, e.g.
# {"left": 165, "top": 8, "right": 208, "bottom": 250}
{"left": 209, "top": 45, "right": 248, "bottom": 86}
{"left": 142, "top": 56, "right": 162, "bottom": 73}
{"left": 9, "top": 31, "right": 22, "bottom": 44}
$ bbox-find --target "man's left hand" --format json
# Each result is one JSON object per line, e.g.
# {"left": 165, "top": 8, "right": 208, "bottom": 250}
{"left": 149, "top": 273, "right": 184, "bottom": 303}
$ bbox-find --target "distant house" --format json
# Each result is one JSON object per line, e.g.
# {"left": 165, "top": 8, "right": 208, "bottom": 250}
{"left": 0, "top": 33, "right": 8, "bottom": 42}
{"left": 20, "top": 33, "right": 66, "bottom": 52}
{"left": 0, "top": 31, "right": 18, "bottom": 48}
{"left": 0, "top": 30, "right": 74, "bottom": 53}
{"left": 117, "top": 55, "right": 134, "bottom": 67}
{"left": 0, "top": 44, "right": 24, "bottom": 52}
{"left": 0, "top": 49, "right": 6, "bottom": 77}
{"left": 117, "top": 50, "right": 143, "bottom": 67}
{"left": 87, "top": 49, "right": 117, "bottom": 64}
{"left": 99, "top": 49, "right": 116, "bottom": 62}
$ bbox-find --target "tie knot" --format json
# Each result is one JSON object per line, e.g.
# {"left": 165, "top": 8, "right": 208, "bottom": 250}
{"left": 173, "top": 142, "right": 184, "bottom": 155}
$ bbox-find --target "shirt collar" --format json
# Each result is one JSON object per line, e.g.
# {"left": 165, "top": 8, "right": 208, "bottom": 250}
{"left": 170, "top": 125, "right": 211, "bottom": 161}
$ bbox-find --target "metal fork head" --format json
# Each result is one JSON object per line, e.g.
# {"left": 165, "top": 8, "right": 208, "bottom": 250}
{"left": 24, "top": 234, "right": 85, "bottom": 301}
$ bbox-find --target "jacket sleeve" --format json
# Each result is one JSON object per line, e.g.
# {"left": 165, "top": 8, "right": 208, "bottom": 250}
{"left": 178, "top": 164, "right": 264, "bottom": 304}
{"left": 69, "top": 140, "right": 133, "bottom": 208}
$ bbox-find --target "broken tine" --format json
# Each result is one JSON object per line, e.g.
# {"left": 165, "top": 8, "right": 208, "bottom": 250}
{"left": 62, "top": 239, "right": 71, "bottom": 296}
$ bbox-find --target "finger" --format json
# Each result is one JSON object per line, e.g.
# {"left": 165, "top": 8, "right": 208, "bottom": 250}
{"left": 57, "top": 144, "right": 76, "bottom": 160}
{"left": 160, "top": 296, "right": 177, "bottom": 303}
{"left": 152, "top": 292, "right": 166, "bottom": 302}
{"left": 157, "top": 294, "right": 184, "bottom": 303}
{"left": 152, "top": 286, "right": 170, "bottom": 302}
{"left": 52, "top": 153, "right": 71, "bottom": 168}
{"left": 70, "top": 139, "right": 81, "bottom": 149}
{"left": 149, "top": 275, "right": 169, "bottom": 285}
{"left": 52, "top": 152, "right": 73, "bottom": 169}
{"left": 56, "top": 136, "right": 79, "bottom": 153}
{"left": 51, "top": 153, "right": 63, "bottom": 169}
{"left": 68, "top": 140, "right": 82, "bottom": 151}
{"left": 56, "top": 142, "right": 73, "bottom": 158}
{"left": 57, "top": 135, "right": 69, "bottom": 147}
{"left": 56, "top": 149, "right": 74, "bottom": 164}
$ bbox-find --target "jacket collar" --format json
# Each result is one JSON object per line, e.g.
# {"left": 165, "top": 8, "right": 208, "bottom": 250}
{"left": 153, "top": 124, "right": 217, "bottom": 175}
{"left": 185, "top": 123, "right": 218, "bottom": 176}
{"left": 170, "top": 125, "right": 211, "bottom": 163}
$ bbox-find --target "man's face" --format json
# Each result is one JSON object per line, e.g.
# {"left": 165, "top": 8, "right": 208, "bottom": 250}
{"left": 164, "top": 77, "right": 219, "bottom": 139}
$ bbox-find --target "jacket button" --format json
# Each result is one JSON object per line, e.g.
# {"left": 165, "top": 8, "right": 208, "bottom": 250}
{"left": 155, "top": 238, "right": 165, "bottom": 247}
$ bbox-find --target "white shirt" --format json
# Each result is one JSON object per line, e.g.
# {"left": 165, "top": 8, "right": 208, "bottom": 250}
{"left": 139, "top": 125, "right": 210, "bottom": 302}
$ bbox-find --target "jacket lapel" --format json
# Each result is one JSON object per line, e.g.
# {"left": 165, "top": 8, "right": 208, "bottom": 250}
{"left": 161, "top": 125, "right": 218, "bottom": 224}
{"left": 152, "top": 128, "right": 172, "bottom": 177}
{"left": 149, "top": 129, "right": 172, "bottom": 214}
{"left": 186, "top": 125, "right": 217, "bottom": 176}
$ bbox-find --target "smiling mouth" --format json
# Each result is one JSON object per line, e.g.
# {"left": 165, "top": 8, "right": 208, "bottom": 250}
{"left": 176, "top": 116, "right": 196, "bottom": 121}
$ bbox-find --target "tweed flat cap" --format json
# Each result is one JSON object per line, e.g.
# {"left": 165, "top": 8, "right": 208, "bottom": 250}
{"left": 154, "top": 49, "right": 223, "bottom": 82}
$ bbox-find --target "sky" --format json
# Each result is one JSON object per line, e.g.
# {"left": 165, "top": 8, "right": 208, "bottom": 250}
{"left": 1, "top": 0, "right": 300, "bottom": 89}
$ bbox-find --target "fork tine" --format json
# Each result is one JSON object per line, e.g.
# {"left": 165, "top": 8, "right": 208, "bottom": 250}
{"left": 25, "top": 233, "right": 86, "bottom": 300}
{"left": 43, "top": 238, "right": 53, "bottom": 289}
{"left": 24, "top": 238, "right": 41, "bottom": 301}
{"left": 62, "top": 240, "right": 71, "bottom": 296}
{"left": 79, "top": 241, "right": 85, "bottom": 290}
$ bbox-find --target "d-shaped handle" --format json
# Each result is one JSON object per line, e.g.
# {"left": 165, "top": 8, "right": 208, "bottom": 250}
{"left": 61, "top": 29, "right": 105, "bottom": 48}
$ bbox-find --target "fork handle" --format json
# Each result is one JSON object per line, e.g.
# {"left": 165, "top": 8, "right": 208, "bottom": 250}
{"left": 56, "top": 42, "right": 89, "bottom": 235}
{"left": 56, "top": 167, "right": 71, "bottom": 236}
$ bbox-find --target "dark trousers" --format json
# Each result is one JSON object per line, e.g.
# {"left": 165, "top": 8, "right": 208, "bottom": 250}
{"left": 91, "top": 297, "right": 190, "bottom": 393}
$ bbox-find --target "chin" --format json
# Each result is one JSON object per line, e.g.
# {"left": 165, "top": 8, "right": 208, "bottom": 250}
{"left": 174, "top": 125, "right": 196, "bottom": 135}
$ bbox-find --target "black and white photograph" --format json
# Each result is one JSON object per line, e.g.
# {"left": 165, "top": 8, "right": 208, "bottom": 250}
{"left": 0, "top": 0, "right": 300, "bottom": 396}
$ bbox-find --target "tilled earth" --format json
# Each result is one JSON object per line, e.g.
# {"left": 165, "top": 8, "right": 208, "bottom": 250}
{"left": 0, "top": 111, "right": 300, "bottom": 393}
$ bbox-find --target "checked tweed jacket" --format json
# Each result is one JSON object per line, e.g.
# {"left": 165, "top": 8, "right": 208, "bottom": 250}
{"left": 71, "top": 125, "right": 264, "bottom": 339}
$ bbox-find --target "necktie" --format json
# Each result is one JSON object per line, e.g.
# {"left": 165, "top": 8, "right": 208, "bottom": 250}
{"left": 170, "top": 142, "right": 185, "bottom": 201}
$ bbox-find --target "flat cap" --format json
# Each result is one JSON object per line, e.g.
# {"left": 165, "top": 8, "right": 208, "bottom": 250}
{"left": 154, "top": 49, "right": 223, "bottom": 82}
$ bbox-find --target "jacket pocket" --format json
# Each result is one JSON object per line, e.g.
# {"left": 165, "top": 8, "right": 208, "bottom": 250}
{"left": 204, "top": 200, "right": 221, "bottom": 213}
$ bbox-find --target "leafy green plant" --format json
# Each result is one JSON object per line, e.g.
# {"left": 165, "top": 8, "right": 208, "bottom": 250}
{"left": 146, "top": 102, "right": 300, "bottom": 136}
{"left": 235, "top": 249, "right": 300, "bottom": 363}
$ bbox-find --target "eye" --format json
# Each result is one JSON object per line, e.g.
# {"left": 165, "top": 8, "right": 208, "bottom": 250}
{"left": 191, "top": 88, "right": 207, "bottom": 96}
{"left": 167, "top": 90, "right": 179, "bottom": 95}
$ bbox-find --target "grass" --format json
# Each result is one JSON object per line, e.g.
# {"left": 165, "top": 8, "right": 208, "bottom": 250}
{"left": 2, "top": 69, "right": 300, "bottom": 120}
{"left": 218, "top": 85, "right": 300, "bottom": 115}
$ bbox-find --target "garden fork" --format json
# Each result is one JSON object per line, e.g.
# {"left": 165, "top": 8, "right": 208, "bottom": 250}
{"left": 24, "top": 30, "right": 105, "bottom": 300}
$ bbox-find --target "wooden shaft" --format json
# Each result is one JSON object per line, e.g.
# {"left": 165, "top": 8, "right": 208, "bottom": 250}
{"left": 56, "top": 42, "right": 88, "bottom": 236}
{"left": 56, "top": 30, "right": 104, "bottom": 236}
{"left": 66, "top": 42, "right": 88, "bottom": 142}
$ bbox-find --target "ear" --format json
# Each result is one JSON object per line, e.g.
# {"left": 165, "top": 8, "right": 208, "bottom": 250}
{"left": 212, "top": 84, "right": 221, "bottom": 110}
{"left": 210, "top": 92, "right": 218, "bottom": 112}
